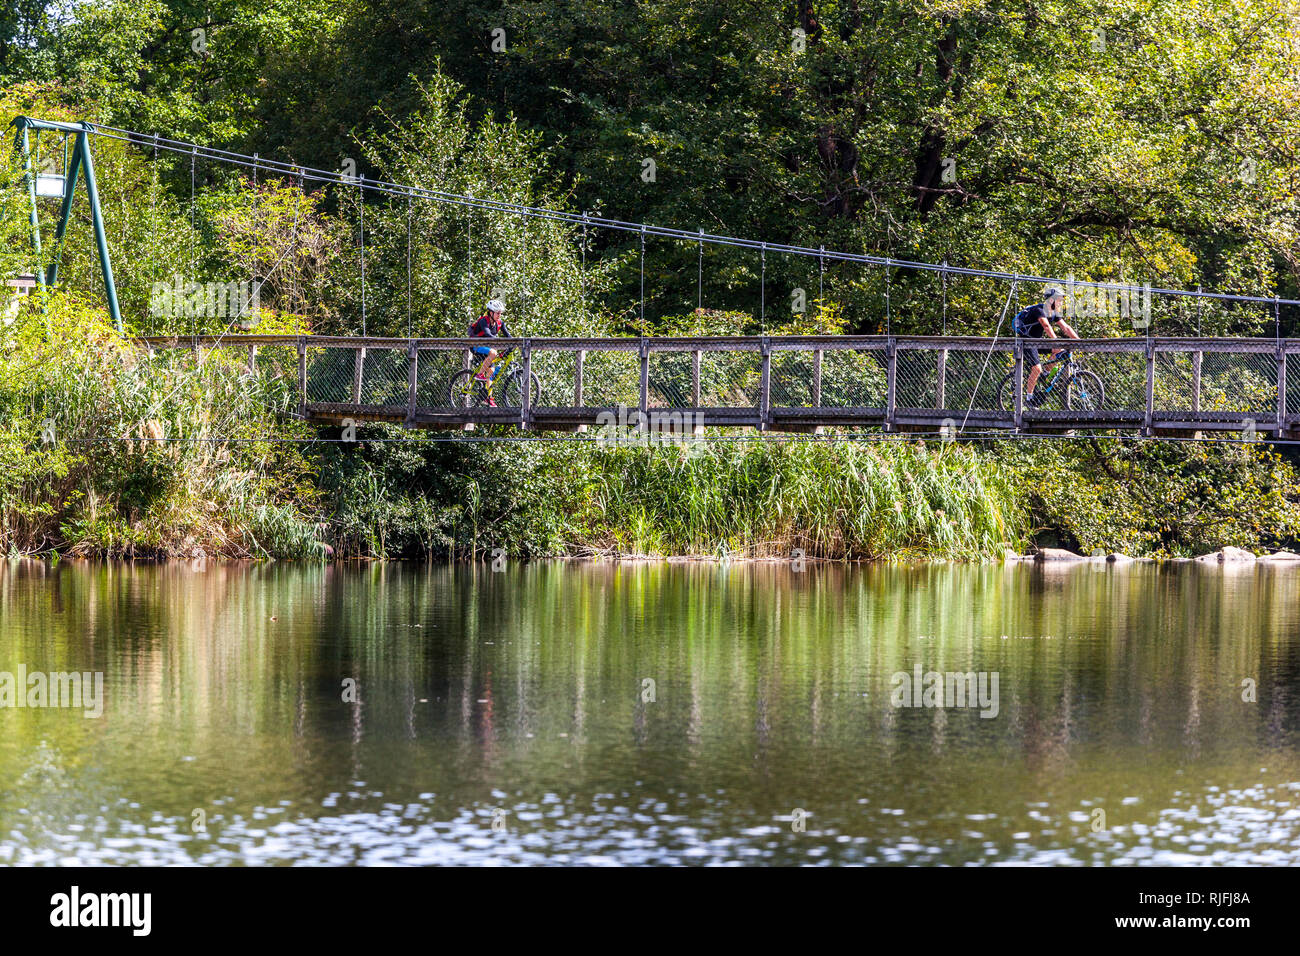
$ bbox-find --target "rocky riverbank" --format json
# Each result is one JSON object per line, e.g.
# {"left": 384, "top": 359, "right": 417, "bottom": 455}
{"left": 1005, "top": 546, "right": 1300, "bottom": 565}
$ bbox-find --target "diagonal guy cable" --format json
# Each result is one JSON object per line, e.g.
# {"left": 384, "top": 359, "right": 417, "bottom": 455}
{"left": 961, "top": 279, "right": 1018, "bottom": 434}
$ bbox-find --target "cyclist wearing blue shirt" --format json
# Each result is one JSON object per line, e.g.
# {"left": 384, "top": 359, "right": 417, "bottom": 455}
{"left": 469, "top": 299, "right": 511, "bottom": 387}
{"left": 1013, "top": 288, "right": 1079, "bottom": 405}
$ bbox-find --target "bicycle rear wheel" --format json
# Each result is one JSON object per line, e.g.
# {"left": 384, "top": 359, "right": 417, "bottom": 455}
{"left": 996, "top": 371, "right": 1052, "bottom": 411}
{"left": 447, "top": 370, "right": 490, "bottom": 408}
{"left": 1066, "top": 370, "right": 1105, "bottom": 411}
{"left": 996, "top": 372, "right": 1015, "bottom": 412}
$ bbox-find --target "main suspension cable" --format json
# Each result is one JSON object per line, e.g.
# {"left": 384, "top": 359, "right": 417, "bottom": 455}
{"left": 80, "top": 121, "right": 1300, "bottom": 308}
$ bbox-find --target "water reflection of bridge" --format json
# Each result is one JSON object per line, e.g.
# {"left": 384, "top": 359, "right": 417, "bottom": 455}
{"left": 139, "top": 334, "right": 1300, "bottom": 438}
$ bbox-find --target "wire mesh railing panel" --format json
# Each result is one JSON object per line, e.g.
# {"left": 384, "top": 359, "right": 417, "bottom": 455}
{"left": 191, "top": 345, "right": 249, "bottom": 414}
{"left": 647, "top": 351, "right": 695, "bottom": 408}
{"left": 144, "top": 344, "right": 196, "bottom": 378}
{"left": 940, "top": 347, "right": 1010, "bottom": 413}
{"left": 1288, "top": 356, "right": 1300, "bottom": 416}
{"left": 531, "top": 349, "right": 575, "bottom": 407}
{"left": 770, "top": 350, "right": 814, "bottom": 407}
{"left": 818, "top": 348, "right": 887, "bottom": 408}
{"left": 415, "top": 348, "right": 468, "bottom": 409}
{"left": 238, "top": 346, "right": 289, "bottom": 423}
{"left": 252, "top": 344, "right": 300, "bottom": 415}
{"left": 1197, "top": 351, "right": 1276, "bottom": 414}
{"left": 895, "top": 348, "right": 940, "bottom": 409}
{"left": 698, "top": 350, "right": 761, "bottom": 408}
{"left": 1070, "top": 347, "right": 1145, "bottom": 411}
{"left": 305, "top": 346, "right": 355, "bottom": 404}
{"left": 581, "top": 349, "right": 641, "bottom": 408}
{"left": 1152, "top": 351, "right": 1196, "bottom": 410}
{"left": 358, "top": 348, "right": 409, "bottom": 407}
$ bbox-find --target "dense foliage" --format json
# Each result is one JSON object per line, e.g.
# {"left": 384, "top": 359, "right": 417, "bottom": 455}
{"left": 0, "top": 293, "right": 322, "bottom": 557}
{"left": 322, "top": 428, "right": 1027, "bottom": 559}
{"left": 3, "top": 1, "right": 1299, "bottom": 559}
{"left": 13, "top": 0, "right": 1296, "bottom": 331}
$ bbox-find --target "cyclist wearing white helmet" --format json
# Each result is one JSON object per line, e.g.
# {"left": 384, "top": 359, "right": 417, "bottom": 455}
{"left": 1013, "top": 287, "right": 1079, "bottom": 406}
{"left": 469, "top": 299, "right": 512, "bottom": 403}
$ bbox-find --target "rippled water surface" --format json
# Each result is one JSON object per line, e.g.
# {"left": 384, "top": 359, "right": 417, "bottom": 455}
{"left": 2, "top": 559, "right": 1298, "bottom": 865}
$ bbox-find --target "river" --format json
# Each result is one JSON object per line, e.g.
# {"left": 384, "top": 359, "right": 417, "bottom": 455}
{"left": 2, "top": 558, "right": 1298, "bottom": 865}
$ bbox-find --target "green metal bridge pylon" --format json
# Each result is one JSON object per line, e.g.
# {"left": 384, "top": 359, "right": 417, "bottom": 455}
{"left": 10, "top": 116, "right": 122, "bottom": 333}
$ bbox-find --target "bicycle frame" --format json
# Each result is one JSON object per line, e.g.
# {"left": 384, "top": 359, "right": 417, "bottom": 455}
{"left": 484, "top": 349, "right": 517, "bottom": 388}
{"left": 1033, "top": 350, "right": 1077, "bottom": 398}
{"left": 998, "top": 347, "right": 1101, "bottom": 414}
{"left": 465, "top": 346, "right": 516, "bottom": 389}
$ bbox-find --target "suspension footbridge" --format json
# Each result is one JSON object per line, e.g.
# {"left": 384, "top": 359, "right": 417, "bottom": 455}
{"left": 139, "top": 332, "right": 1300, "bottom": 439}
{"left": 12, "top": 115, "right": 1300, "bottom": 441}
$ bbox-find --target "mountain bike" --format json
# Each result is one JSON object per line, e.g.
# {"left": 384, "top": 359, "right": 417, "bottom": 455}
{"left": 447, "top": 347, "right": 542, "bottom": 409}
{"left": 996, "top": 349, "right": 1105, "bottom": 412}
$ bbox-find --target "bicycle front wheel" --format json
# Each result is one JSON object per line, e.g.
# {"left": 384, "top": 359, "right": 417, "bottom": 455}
{"left": 1066, "top": 370, "right": 1105, "bottom": 411}
{"left": 501, "top": 371, "right": 542, "bottom": 409}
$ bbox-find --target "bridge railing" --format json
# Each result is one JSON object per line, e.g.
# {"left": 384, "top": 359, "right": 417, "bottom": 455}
{"left": 135, "top": 335, "right": 1300, "bottom": 436}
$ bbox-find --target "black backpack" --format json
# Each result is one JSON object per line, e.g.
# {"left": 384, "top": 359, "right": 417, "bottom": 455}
{"left": 1012, "top": 306, "right": 1040, "bottom": 334}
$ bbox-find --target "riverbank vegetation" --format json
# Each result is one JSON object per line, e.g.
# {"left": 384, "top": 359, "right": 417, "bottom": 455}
{"left": 0, "top": 293, "right": 323, "bottom": 558}
{"left": 3, "top": 1, "right": 1300, "bottom": 560}
{"left": 2, "top": 289, "right": 1298, "bottom": 559}
{"left": 320, "top": 429, "right": 1028, "bottom": 560}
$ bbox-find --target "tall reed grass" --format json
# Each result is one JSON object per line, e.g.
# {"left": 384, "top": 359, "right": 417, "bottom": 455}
{"left": 0, "top": 294, "right": 324, "bottom": 558}
{"left": 568, "top": 438, "right": 1026, "bottom": 559}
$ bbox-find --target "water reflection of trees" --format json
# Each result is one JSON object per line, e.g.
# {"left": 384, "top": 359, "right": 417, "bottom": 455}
{"left": 2, "top": 558, "right": 1298, "bottom": 793}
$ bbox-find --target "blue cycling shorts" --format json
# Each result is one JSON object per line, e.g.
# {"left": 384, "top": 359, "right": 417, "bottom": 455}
{"left": 472, "top": 345, "right": 494, "bottom": 358}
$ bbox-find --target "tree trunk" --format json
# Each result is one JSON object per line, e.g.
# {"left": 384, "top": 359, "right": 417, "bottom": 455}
{"left": 911, "top": 19, "right": 960, "bottom": 217}
{"left": 797, "top": 1, "right": 821, "bottom": 40}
